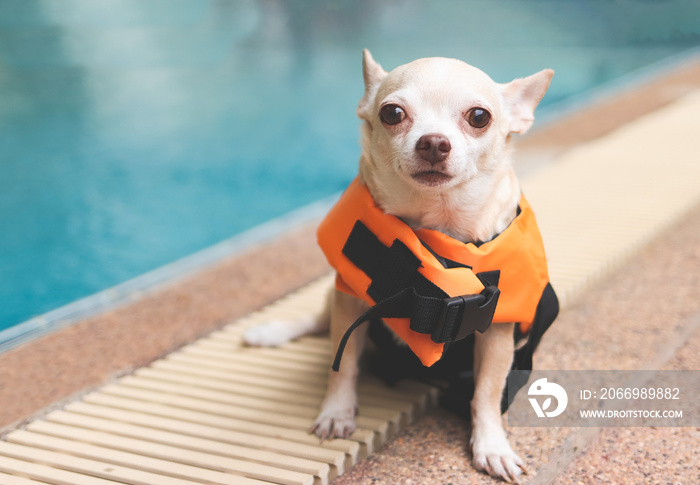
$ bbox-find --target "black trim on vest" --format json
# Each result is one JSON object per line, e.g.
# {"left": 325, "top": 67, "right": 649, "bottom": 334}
{"left": 512, "top": 282, "right": 559, "bottom": 372}
{"left": 476, "top": 270, "right": 501, "bottom": 288}
{"left": 342, "top": 221, "right": 446, "bottom": 305}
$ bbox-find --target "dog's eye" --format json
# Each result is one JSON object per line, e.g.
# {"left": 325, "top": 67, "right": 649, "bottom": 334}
{"left": 379, "top": 104, "right": 406, "bottom": 125}
{"left": 466, "top": 108, "right": 491, "bottom": 128}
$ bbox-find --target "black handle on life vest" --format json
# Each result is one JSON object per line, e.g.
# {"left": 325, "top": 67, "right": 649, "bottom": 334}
{"left": 331, "top": 285, "right": 500, "bottom": 372}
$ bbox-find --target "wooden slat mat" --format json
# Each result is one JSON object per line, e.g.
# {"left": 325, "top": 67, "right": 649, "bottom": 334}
{"left": 2, "top": 89, "right": 700, "bottom": 484}
{"left": 0, "top": 274, "right": 436, "bottom": 485}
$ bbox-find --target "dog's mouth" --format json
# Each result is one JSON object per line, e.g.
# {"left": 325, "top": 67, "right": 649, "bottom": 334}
{"left": 411, "top": 170, "right": 453, "bottom": 186}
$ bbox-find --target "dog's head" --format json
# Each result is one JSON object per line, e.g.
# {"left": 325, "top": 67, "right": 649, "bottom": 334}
{"left": 357, "top": 50, "right": 553, "bottom": 192}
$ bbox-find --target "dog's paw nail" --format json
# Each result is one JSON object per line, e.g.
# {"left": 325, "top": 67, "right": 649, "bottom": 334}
{"left": 471, "top": 437, "right": 525, "bottom": 483}
{"left": 311, "top": 405, "right": 356, "bottom": 441}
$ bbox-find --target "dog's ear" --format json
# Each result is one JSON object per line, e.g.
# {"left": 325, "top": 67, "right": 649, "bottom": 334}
{"left": 501, "top": 69, "right": 554, "bottom": 134}
{"left": 357, "top": 49, "right": 388, "bottom": 120}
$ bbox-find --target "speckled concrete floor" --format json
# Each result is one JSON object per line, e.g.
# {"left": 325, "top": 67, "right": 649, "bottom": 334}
{"left": 1, "top": 56, "right": 699, "bottom": 484}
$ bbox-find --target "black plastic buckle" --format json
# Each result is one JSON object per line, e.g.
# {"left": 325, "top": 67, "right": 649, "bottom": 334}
{"left": 431, "top": 286, "right": 500, "bottom": 343}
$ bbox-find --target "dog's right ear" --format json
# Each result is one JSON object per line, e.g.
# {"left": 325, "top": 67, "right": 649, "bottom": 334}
{"left": 357, "top": 49, "right": 387, "bottom": 120}
{"left": 501, "top": 69, "right": 554, "bottom": 135}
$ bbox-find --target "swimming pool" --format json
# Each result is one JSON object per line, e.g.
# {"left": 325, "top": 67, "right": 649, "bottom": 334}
{"left": 1, "top": 0, "right": 699, "bottom": 336}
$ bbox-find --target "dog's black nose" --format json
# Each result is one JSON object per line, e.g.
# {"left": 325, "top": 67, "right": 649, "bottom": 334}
{"left": 415, "top": 134, "right": 451, "bottom": 165}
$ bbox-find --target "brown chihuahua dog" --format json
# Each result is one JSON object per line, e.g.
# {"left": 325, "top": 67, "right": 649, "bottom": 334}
{"left": 245, "top": 50, "right": 553, "bottom": 482}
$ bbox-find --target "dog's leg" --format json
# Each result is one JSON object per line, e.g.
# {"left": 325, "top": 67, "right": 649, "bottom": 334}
{"left": 470, "top": 322, "right": 525, "bottom": 483}
{"left": 312, "top": 289, "right": 368, "bottom": 439}
{"left": 243, "top": 288, "right": 331, "bottom": 347}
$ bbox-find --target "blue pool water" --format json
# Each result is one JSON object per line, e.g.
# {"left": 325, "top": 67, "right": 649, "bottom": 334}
{"left": 1, "top": 0, "right": 699, "bottom": 333}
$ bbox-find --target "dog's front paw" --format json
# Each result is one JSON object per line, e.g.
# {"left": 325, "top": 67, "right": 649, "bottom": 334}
{"left": 311, "top": 400, "right": 357, "bottom": 440}
{"left": 242, "top": 320, "right": 294, "bottom": 347}
{"left": 470, "top": 432, "right": 526, "bottom": 483}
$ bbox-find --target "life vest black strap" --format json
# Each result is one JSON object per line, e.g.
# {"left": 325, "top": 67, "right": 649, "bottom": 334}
{"left": 331, "top": 287, "right": 412, "bottom": 372}
{"left": 331, "top": 286, "right": 499, "bottom": 371}
{"left": 332, "top": 220, "right": 501, "bottom": 371}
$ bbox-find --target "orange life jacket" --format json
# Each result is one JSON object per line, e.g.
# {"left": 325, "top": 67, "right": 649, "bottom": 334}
{"left": 318, "top": 178, "right": 556, "bottom": 369}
